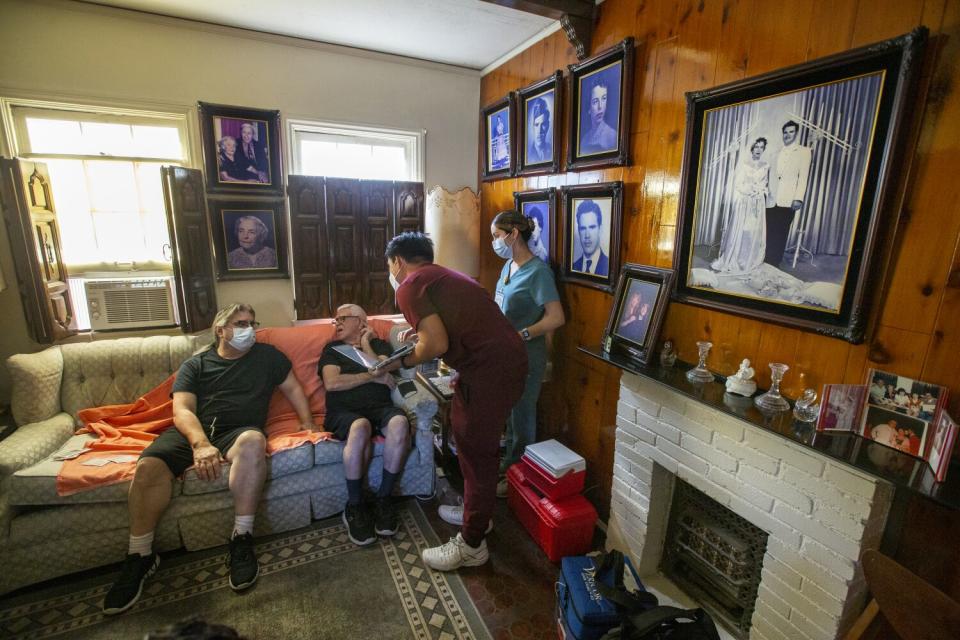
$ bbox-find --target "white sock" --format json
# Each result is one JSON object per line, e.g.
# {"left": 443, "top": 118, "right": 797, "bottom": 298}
{"left": 128, "top": 531, "right": 154, "bottom": 557}
{"left": 233, "top": 514, "right": 255, "bottom": 537}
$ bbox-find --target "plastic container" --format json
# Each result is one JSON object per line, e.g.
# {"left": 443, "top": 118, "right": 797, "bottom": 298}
{"left": 519, "top": 454, "right": 585, "bottom": 501}
{"left": 524, "top": 439, "right": 586, "bottom": 477}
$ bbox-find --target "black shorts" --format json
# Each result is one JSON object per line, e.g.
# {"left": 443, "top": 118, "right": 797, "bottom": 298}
{"left": 325, "top": 405, "right": 407, "bottom": 441}
{"left": 140, "top": 425, "right": 263, "bottom": 477}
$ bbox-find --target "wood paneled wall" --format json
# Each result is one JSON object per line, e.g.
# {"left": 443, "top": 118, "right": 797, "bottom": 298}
{"left": 479, "top": 0, "right": 960, "bottom": 519}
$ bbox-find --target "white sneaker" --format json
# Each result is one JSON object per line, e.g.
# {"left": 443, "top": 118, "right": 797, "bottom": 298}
{"left": 438, "top": 505, "right": 493, "bottom": 532}
{"left": 422, "top": 532, "right": 488, "bottom": 571}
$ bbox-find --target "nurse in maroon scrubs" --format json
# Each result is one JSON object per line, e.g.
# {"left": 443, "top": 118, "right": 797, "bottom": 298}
{"left": 382, "top": 232, "right": 527, "bottom": 571}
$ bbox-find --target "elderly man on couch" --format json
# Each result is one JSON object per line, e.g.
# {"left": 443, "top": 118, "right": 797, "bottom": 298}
{"left": 318, "top": 304, "right": 411, "bottom": 546}
{"left": 103, "top": 303, "right": 319, "bottom": 615}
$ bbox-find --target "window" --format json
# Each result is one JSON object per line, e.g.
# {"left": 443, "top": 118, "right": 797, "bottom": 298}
{"left": 288, "top": 120, "right": 423, "bottom": 181}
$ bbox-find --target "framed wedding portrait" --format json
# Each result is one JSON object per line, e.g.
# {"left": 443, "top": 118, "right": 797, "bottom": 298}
{"left": 209, "top": 199, "right": 289, "bottom": 281}
{"left": 514, "top": 188, "right": 557, "bottom": 266}
{"left": 481, "top": 94, "right": 515, "bottom": 181}
{"left": 567, "top": 38, "right": 634, "bottom": 171}
{"left": 517, "top": 72, "right": 562, "bottom": 176}
{"left": 198, "top": 102, "right": 283, "bottom": 196}
{"left": 604, "top": 264, "right": 674, "bottom": 365}
{"left": 671, "top": 29, "right": 927, "bottom": 343}
{"left": 560, "top": 181, "right": 623, "bottom": 291}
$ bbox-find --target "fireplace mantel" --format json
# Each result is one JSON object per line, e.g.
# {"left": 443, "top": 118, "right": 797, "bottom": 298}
{"left": 581, "top": 345, "right": 960, "bottom": 512}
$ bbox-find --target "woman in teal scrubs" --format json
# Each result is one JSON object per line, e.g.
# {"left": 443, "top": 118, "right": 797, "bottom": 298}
{"left": 490, "top": 210, "right": 565, "bottom": 494}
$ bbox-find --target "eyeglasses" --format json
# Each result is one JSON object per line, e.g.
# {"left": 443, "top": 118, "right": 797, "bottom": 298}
{"left": 334, "top": 315, "right": 361, "bottom": 324}
{"left": 230, "top": 320, "right": 261, "bottom": 329}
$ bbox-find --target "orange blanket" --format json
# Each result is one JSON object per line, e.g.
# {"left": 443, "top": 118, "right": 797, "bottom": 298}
{"left": 56, "top": 317, "right": 406, "bottom": 496}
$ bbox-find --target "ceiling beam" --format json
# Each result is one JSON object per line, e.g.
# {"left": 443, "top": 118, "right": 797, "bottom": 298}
{"left": 480, "top": 0, "right": 596, "bottom": 60}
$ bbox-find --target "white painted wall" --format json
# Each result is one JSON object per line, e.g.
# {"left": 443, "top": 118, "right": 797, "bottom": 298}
{"left": 0, "top": 0, "right": 480, "bottom": 403}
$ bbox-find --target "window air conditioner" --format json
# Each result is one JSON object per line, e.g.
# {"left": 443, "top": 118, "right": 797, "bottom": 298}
{"left": 84, "top": 277, "right": 176, "bottom": 331}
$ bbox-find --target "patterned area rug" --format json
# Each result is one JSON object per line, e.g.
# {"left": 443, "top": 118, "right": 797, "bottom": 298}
{"left": 0, "top": 500, "right": 492, "bottom": 640}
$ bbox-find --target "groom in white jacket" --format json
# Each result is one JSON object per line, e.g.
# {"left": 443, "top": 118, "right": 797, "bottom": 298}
{"left": 766, "top": 120, "right": 812, "bottom": 267}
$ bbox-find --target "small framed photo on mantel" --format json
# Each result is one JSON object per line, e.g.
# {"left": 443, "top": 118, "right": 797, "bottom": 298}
{"left": 560, "top": 181, "right": 624, "bottom": 292}
{"left": 198, "top": 102, "right": 283, "bottom": 196}
{"left": 604, "top": 263, "right": 675, "bottom": 365}
{"left": 517, "top": 71, "right": 563, "bottom": 176}
{"left": 567, "top": 37, "right": 634, "bottom": 171}
{"left": 481, "top": 94, "right": 516, "bottom": 181}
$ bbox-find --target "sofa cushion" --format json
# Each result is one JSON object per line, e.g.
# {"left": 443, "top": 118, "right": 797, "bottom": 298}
{"left": 9, "top": 434, "right": 182, "bottom": 506}
{"left": 0, "top": 412, "right": 76, "bottom": 477}
{"left": 181, "top": 442, "right": 315, "bottom": 495}
{"left": 7, "top": 347, "right": 64, "bottom": 425}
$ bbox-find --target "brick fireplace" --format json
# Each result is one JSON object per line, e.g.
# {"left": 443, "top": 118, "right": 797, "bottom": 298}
{"left": 607, "top": 373, "right": 894, "bottom": 640}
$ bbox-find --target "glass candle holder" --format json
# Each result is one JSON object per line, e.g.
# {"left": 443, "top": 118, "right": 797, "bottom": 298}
{"left": 686, "top": 341, "right": 715, "bottom": 383}
{"left": 755, "top": 363, "right": 790, "bottom": 412}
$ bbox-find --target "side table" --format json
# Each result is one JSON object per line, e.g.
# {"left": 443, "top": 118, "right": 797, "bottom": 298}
{"left": 416, "top": 370, "right": 456, "bottom": 471}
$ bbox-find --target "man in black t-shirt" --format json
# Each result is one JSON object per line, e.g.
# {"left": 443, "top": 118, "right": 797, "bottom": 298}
{"left": 318, "top": 304, "right": 410, "bottom": 547}
{"left": 103, "top": 303, "right": 318, "bottom": 616}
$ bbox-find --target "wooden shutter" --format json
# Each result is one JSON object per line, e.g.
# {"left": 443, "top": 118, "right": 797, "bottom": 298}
{"left": 287, "top": 175, "right": 330, "bottom": 319}
{"left": 161, "top": 166, "right": 217, "bottom": 332}
{"left": 362, "top": 180, "right": 396, "bottom": 314}
{"left": 0, "top": 159, "right": 76, "bottom": 343}
{"left": 325, "top": 178, "right": 364, "bottom": 311}
{"left": 393, "top": 181, "right": 425, "bottom": 236}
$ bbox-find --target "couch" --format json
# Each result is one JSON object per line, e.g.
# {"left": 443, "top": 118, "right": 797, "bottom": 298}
{"left": 0, "top": 319, "right": 438, "bottom": 595}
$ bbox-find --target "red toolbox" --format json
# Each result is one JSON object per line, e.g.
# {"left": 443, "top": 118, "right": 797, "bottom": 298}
{"left": 520, "top": 454, "right": 585, "bottom": 501}
{"left": 507, "top": 463, "right": 597, "bottom": 562}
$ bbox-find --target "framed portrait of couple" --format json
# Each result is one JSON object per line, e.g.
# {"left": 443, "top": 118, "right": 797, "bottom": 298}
{"left": 481, "top": 94, "right": 515, "bottom": 181}
{"left": 567, "top": 38, "right": 634, "bottom": 171}
{"left": 560, "top": 181, "right": 623, "bottom": 292}
{"left": 516, "top": 72, "right": 562, "bottom": 176}
{"left": 671, "top": 29, "right": 927, "bottom": 343}
{"left": 208, "top": 199, "right": 289, "bottom": 281}
{"left": 199, "top": 102, "right": 283, "bottom": 196}
{"left": 604, "top": 264, "right": 675, "bottom": 366}
{"left": 514, "top": 188, "right": 557, "bottom": 266}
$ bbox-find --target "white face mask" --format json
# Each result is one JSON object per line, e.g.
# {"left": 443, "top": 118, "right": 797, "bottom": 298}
{"left": 228, "top": 326, "right": 256, "bottom": 351}
{"left": 492, "top": 236, "right": 513, "bottom": 260}
{"left": 389, "top": 271, "right": 401, "bottom": 291}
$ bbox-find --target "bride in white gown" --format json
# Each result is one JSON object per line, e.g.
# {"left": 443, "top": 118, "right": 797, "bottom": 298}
{"left": 711, "top": 137, "right": 770, "bottom": 274}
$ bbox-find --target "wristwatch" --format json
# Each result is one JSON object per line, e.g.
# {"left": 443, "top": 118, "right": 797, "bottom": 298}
{"left": 520, "top": 328, "right": 531, "bottom": 341}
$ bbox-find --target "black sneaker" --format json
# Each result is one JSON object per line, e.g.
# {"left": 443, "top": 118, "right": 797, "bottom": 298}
{"left": 227, "top": 532, "right": 259, "bottom": 591}
{"left": 374, "top": 497, "right": 398, "bottom": 536}
{"left": 343, "top": 502, "right": 376, "bottom": 546}
{"left": 102, "top": 552, "right": 160, "bottom": 615}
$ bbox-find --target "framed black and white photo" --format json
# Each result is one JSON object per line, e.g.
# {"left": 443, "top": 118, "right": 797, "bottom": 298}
{"left": 672, "top": 29, "right": 927, "bottom": 343}
{"left": 560, "top": 181, "right": 623, "bottom": 291}
{"left": 514, "top": 188, "right": 557, "bottom": 266}
{"left": 567, "top": 38, "right": 634, "bottom": 171}
{"left": 604, "top": 264, "right": 674, "bottom": 365}
{"left": 517, "top": 72, "right": 562, "bottom": 176}
{"left": 198, "top": 102, "right": 283, "bottom": 196}
{"left": 481, "top": 94, "right": 515, "bottom": 181}
{"left": 209, "top": 199, "right": 289, "bottom": 280}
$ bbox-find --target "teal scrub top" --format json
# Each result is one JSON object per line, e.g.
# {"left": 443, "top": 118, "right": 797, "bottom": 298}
{"left": 494, "top": 257, "right": 560, "bottom": 364}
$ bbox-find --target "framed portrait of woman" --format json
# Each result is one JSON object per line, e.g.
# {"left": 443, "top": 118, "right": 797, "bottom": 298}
{"left": 481, "top": 94, "right": 516, "bottom": 181}
{"left": 567, "top": 38, "right": 634, "bottom": 171}
{"left": 672, "top": 29, "right": 927, "bottom": 343}
{"left": 603, "top": 264, "right": 674, "bottom": 365}
{"left": 198, "top": 102, "right": 283, "bottom": 196}
{"left": 516, "top": 72, "right": 563, "bottom": 176}
{"left": 209, "top": 198, "right": 289, "bottom": 280}
{"left": 560, "top": 181, "right": 623, "bottom": 292}
{"left": 514, "top": 188, "right": 557, "bottom": 266}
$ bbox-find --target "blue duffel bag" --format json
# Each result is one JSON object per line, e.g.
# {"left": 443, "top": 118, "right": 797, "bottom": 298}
{"left": 556, "top": 551, "right": 657, "bottom": 640}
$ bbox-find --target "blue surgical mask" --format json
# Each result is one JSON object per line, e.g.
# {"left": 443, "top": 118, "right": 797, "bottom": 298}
{"left": 228, "top": 326, "right": 256, "bottom": 352}
{"left": 492, "top": 236, "right": 513, "bottom": 260}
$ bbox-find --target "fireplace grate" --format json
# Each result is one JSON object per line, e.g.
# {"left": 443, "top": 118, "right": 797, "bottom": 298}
{"left": 660, "top": 479, "right": 768, "bottom": 638}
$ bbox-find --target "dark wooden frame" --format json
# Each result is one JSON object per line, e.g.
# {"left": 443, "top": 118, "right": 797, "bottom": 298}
{"left": 516, "top": 71, "right": 563, "bottom": 176}
{"left": 672, "top": 28, "right": 927, "bottom": 344}
{"left": 567, "top": 37, "right": 634, "bottom": 171}
{"left": 198, "top": 102, "right": 283, "bottom": 196}
{"left": 514, "top": 187, "right": 558, "bottom": 267}
{"left": 208, "top": 198, "right": 289, "bottom": 281}
{"left": 603, "top": 263, "right": 675, "bottom": 365}
{"left": 481, "top": 94, "right": 516, "bottom": 181}
{"left": 560, "top": 181, "right": 623, "bottom": 292}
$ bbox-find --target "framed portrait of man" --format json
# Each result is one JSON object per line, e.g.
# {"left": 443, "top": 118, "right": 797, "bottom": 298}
{"left": 671, "top": 29, "right": 927, "bottom": 343}
{"left": 514, "top": 188, "right": 557, "bottom": 266}
{"left": 604, "top": 264, "right": 674, "bottom": 365}
{"left": 209, "top": 199, "right": 289, "bottom": 280}
{"left": 560, "top": 181, "right": 623, "bottom": 291}
{"left": 199, "top": 102, "right": 283, "bottom": 196}
{"left": 517, "top": 72, "right": 562, "bottom": 176}
{"left": 567, "top": 38, "right": 634, "bottom": 171}
{"left": 481, "top": 94, "right": 515, "bottom": 181}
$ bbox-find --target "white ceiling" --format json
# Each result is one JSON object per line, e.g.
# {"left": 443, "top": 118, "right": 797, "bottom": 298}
{"left": 86, "top": 0, "right": 557, "bottom": 70}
